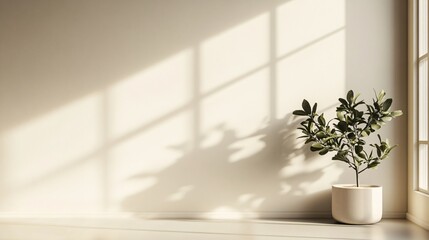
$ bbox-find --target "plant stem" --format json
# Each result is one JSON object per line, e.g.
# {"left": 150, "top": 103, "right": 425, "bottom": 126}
{"left": 358, "top": 166, "right": 368, "bottom": 174}
{"left": 355, "top": 168, "right": 359, "bottom": 187}
{"left": 349, "top": 143, "right": 359, "bottom": 187}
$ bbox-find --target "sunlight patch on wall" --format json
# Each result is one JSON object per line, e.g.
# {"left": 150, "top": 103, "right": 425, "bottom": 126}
{"left": 201, "top": 69, "right": 269, "bottom": 138}
{"left": 206, "top": 206, "right": 244, "bottom": 220}
{"left": 238, "top": 194, "right": 266, "bottom": 209}
{"left": 0, "top": 156, "right": 103, "bottom": 213}
{"left": 109, "top": 111, "right": 190, "bottom": 206}
{"left": 276, "top": 0, "right": 345, "bottom": 57}
{"left": 275, "top": 0, "right": 345, "bottom": 119}
{"left": 276, "top": 30, "right": 345, "bottom": 118}
{"left": 2, "top": 93, "right": 102, "bottom": 191}
{"left": 201, "top": 13, "right": 269, "bottom": 93}
{"left": 108, "top": 49, "right": 193, "bottom": 139}
{"left": 167, "top": 185, "right": 194, "bottom": 202}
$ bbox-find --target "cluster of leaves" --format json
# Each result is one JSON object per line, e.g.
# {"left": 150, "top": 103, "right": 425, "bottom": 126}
{"left": 293, "top": 90, "right": 402, "bottom": 185}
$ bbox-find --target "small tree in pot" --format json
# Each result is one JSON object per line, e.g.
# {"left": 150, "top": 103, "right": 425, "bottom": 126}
{"left": 293, "top": 90, "right": 402, "bottom": 224}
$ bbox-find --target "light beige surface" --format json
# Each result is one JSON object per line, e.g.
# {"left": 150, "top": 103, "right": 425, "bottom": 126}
{"left": 0, "top": 219, "right": 427, "bottom": 240}
{"left": 0, "top": 0, "right": 407, "bottom": 217}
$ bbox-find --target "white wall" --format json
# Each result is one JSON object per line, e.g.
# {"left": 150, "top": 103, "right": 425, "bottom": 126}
{"left": 0, "top": 0, "right": 407, "bottom": 218}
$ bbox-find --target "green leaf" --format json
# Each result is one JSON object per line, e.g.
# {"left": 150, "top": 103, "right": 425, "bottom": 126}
{"left": 319, "top": 148, "right": 329, "bottom": 155}
{"left": 369, "top": 161, "right": 380, "bottom": 168}
{"left": 380, "top": 143, "right": 387, "bottom": 152}
{"left": 302, "top": 99, "right": 311, "bottom": 114}
{"left": 391, "top": 110, "right": 403, "bottom": 117}
{"left": 318, "top": 114, "right": 326, "bottom": 126}
{"left": 356, "top": 111, "right": 364, "bottom": 118}
{"left": 338, "top": 98, "right": 348, "bottom": 106}
{"left": 293, "top": 110, "right": 307, "bottom": 116}
{"left": 377, "top": 90, "right": 386, "bottom": 102}
{"left": 371, "top": 123, "right": 381, "bottom": 130}
{"left": 347, "top": 133, "right": 356, "bottom": 139}
{"left": 382, "top": 116, "right": 392, "bottom": 122}
{"left": 361, "top": 129, "right": 370, "bottom": 137}
{"left": 355, "top": 145, "right": 363, "bottom": 153}
{"left": 347, "top": 90, "right": 354, "bottom": 103}
{"left": 336, "top": 111, "right": 345, "bottom": 121}
{"left": 312, "top": 103, "right": 318, "bottom": 114}
{"left": 310, "top": 142, "right": 324, "bottom": 151}
{"left": 337, "top": 121, "right": 348, "bottom": 132}
{"left": 308, "top": 121, "right": 314, "bottom": 130}
{"left": 357, "top": 152, "right": 366, "bottom": 159}
{"left": 382, "top": 98, "right": 392, "bottom": 111}
{"left": 332, "top": 151, "right": 348, "bottom": 161}
{"left": 345, "top": 115, "right": 352, "bottom": 124}
{"left": 353, "top": 93, "right": 361, "bottom": 103}
{"left": 316, "top": 131, "right": 327, "bottom": 138}
{"left": 337, "top": 106, "right": 346, "bottom": 111}
{"left": 374, "top": 101, "right": 380, "bottom": 111}
{"left": 381, "top": 144, "right": 396, "bottom": 158}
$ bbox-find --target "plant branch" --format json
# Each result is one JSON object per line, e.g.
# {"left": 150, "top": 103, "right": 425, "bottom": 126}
{"left": 358, "top": 167, "right": 369, "bottom": 174}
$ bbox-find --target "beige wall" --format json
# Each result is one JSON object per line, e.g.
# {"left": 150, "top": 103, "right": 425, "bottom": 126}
{"left": 0, "top": 0, "right": 407, "bottom": 218}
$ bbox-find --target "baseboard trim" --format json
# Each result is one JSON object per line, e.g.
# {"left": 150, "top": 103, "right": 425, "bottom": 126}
{"left": 383, "top": 212, "right": 407, "bottom": 219}
{"left": 131, "top": 211, "right": 333, "bottom": 219}
{"left": 406, "top": 213, "right": 429, "bottom": 230}
{"left": 0, "top": 211, "right": 406, "bottom": 220}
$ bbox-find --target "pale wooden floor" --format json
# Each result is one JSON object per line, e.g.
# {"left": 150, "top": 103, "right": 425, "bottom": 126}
{"left": 0, "top": 218, "right": 428, "bottom": 240}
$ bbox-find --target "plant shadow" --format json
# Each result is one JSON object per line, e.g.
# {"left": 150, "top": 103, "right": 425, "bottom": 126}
{"left": 122, "top": 113, "right": 343, "bottom": 217}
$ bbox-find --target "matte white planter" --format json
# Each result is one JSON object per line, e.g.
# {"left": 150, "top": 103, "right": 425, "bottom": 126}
{"left": 332, "top": 184, "right": 382, "bottom": 224}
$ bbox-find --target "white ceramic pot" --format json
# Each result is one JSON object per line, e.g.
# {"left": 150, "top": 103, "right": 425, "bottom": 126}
{"left": 332, "top": 184, "right": 382, "bottom": 224}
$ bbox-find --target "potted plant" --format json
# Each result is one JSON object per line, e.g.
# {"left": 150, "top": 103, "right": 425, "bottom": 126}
{"left": 292, "top": 90, "right": 402, "bottom": 224}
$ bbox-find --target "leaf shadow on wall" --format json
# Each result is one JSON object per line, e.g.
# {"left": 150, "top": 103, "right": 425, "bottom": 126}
{"left": 122, "top": 113, "right": 344, "bottom": 216}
